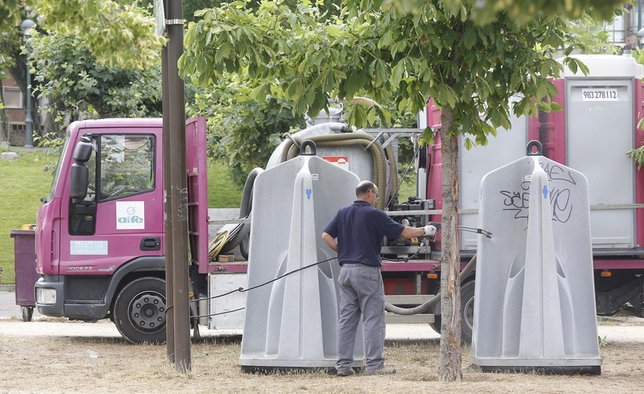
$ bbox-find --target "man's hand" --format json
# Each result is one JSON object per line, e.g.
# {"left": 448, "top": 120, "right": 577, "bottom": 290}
{"left": 423, "top": 225, "right": 437, "bottom": 237}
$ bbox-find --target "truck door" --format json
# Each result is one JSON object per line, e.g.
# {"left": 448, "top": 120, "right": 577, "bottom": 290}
{"left": 61, "top": 132, "right": 163, "bottom": 274}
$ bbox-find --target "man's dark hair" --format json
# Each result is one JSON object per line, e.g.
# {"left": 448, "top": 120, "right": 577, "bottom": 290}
{"left": 356, "top": 181, "right": 376, "bottom": 197}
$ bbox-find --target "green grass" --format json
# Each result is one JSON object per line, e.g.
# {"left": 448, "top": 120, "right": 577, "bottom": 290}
{"left": 0, "top": 149, "right": 58, "bottom": 285}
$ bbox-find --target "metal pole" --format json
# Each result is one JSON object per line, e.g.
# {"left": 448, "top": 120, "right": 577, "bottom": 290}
{"left": 24, "top": 33, "right": 33, "bottom": 149}
{"left": 162, "top": 21, "right": 175, "bottom": 363}
{"left": 165, "top": 0, "right": 191, "bottom": 373}
{"left": 638, "top": 0, "right": 643, "bottom": 49}
{"left": 639, "top": 0, "right": 642, "bottom": 32}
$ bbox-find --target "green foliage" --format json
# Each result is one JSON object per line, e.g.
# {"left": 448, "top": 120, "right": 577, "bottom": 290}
{"left": 179, "top": 1, "right": 395, "bottom": 123}
{"left": 627, "top": 141, "right": 644, "bottom": 171}
{"left": 30, "top": 0, "right": 165, "bottom": 70}
{"left": 0, "top": 24, "right": 20, "bottom": 96}
{"left": 0, "top": 30, "right": 18, "bottom": 75}
{"left": 180, "top": 1, "right": 608, "bottom": 150}
{"left": 379, "top": 0, "right": 625, "bottom": 26}
{"left": 566, "top": 11, "right": 623, "bottom": 55}
{"left": 30, "top": 31, "right": 162, "bottom": 124}
{"left": 0, "top": 0, "right": 21, "bottom": 32}
{"left": 187, "top": 77, "right": 305, "bottom": 186}
{"left": 629, "top": 56, "right": 644, "bottom": 169}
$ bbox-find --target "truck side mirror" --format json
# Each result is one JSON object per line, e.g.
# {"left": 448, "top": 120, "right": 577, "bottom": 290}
{"left": 70, "top": 137, "right": 93, "bottom": 203}
{"left": 73, "top": 136, "right": 93, "bottom": 162}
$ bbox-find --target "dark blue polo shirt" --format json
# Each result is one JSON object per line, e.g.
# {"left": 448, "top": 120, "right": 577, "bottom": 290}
{"left": 324, "top": 200, "right": 405, "bottom": 267}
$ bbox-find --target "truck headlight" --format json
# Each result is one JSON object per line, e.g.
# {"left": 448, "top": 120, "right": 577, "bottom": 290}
{"left": 37, "top": 288, "right": 56, "bottom": 305}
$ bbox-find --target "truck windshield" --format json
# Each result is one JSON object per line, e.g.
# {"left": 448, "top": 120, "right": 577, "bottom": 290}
{"left": 45, "top": 134, "right": 71, "bottom": 203}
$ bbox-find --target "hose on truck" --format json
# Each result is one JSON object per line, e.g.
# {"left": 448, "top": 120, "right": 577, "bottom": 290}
{"left": 214, "top": 167, "right": 263, "bottom": 260}
{"left": 216, "top": 131, "right": 399, "bottom": 257}
{"left": 384, "top": 254, "right": 477, "bottom": 315}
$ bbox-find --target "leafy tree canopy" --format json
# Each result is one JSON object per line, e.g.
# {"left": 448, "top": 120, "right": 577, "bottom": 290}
{"left": 30, "top": 31, "right": 162, "bottom": 122}
{"left": 0, "top": 0, "right": 22, "bottom": 32}
{"left": 375, "top": 0, "right": 625, "bottom": 26}
{"left": 180, "top": 0, "right": 600, "bottom": 147}
{"left": 186, "top": 77, "right": 306, "bottom": 185}
{"left": 27, "top": 0, "right": 164, "bottom": 69}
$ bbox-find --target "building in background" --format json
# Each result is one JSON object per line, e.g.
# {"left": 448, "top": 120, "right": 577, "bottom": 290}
{"left": 1, "top": 68, "right": 29, "bottom": 147}
{"left": 606, "top": 3, "right": 644, "bottom": 50}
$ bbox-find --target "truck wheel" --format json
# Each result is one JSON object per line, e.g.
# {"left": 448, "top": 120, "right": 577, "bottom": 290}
{"left": 460, "top": 280, "right": 476, "bottom": 345}
{"left": 427, "top": 280, "right": 476, "bottom": 345}
{"left": 113, "top": 277, "right": 166, "bottom": 344}
{"left": 21, "top": 306, "right": 33, "bottom": 322}
{"left": 429, "top": 302, "right": 441, "bottom": 334}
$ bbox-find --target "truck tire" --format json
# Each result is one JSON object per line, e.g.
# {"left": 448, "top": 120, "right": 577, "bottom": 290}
{"left": 429, "top": 302, "right": 441, "bottom": 334}
{"left": 460, "top": 280, "right": 475, "bottom": 345}
{"left": 113, "top": 277, "right": 166, "bottom": 344}
{"left": 427, "top": 280, "right": 476, "bottom": 345}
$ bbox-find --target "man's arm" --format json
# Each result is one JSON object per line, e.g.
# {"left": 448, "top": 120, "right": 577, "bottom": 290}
{"left": 400, "top": 226, "right": 425, "bottom": 239}
{"left": 400, "top": 224, "right": 437, "bottom": 239}
{"left": 322, "top": 232, "right": 338, "bottom": 252}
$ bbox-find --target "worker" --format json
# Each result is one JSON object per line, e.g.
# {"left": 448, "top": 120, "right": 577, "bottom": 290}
{"left": 322, "top": 180, "right": 436, "bottom": 376}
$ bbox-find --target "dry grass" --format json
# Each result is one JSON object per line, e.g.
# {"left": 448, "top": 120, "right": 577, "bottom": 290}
{"left": 0, "top": 333, "right": 642, "bottom": 394}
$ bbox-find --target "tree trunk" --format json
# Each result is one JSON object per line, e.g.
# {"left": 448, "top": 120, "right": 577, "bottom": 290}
{"left": 438, "top": 106, "right": 462, "bottom": 382}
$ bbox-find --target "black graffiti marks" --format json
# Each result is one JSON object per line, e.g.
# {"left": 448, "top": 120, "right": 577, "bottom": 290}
{"left": 541, "top": 162, "right": 575, "bottom": 223}
{"left": 498, "top": 164, "right": 577, "bottom": 224}
{"left": 501, "top": 181, "right": 530, "bottom": 220}
{"left": 549, "top": 187, "right": 573, "bottom": 223}
{"left": 540, "top": 162, "right": 577, "bottom": 186}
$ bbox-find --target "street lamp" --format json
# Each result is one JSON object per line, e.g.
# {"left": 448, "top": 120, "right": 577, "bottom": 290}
{"left": 20, "top": 19, "right": 35, "bottom": 149}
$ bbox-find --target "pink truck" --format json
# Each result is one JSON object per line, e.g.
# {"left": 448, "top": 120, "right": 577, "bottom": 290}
{"left": 33, "top": 54, "right": 644, "bottom": 345}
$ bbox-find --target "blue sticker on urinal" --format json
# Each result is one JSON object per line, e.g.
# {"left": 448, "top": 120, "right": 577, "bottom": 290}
{"left": 306, "top": 189, "right": 312, "bottom": 199}
{"left": 542, "top": 185, "right": 548, "bottom": 199}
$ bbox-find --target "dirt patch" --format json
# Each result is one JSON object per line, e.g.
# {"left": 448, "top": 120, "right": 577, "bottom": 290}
{"left": 0, "top": 324, "right": 642, "bottom": 394}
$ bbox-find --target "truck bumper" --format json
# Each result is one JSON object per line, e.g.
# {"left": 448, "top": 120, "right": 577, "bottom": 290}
{"left": 35, "top": 276, "right": 110, "bottom": 320}
{"left": 34, "top": 277, "right": 65, "bottom": 317}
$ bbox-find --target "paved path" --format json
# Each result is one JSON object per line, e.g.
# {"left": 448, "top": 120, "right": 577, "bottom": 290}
{"left": 0, "top": 319, "right": 643, "bottom": 343}
{"left": 0, "top": 289, "right": 441, "bottom": 340}
{"left": 1, "top": 290, "right": 643, "bottom": 342}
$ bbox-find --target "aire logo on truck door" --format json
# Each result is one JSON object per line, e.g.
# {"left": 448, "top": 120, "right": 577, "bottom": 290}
{"left": 116, "top": 201, "right": 145, "bottom": 230}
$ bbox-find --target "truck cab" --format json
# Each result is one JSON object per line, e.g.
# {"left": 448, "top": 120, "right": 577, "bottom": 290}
{"left": 35, "top": 118, "right": 171, "bottom": 343}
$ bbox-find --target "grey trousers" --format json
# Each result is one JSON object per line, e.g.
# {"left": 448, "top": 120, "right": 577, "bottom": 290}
{"left": 336, "top": 263, "right": 386, "bottom": 372}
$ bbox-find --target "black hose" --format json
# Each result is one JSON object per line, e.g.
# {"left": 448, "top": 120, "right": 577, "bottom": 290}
{"left": 384, "top": 254, "right": 477, "bottom": 315}
{"left": 219, "top": 167, "right": 263, "bottom": 257}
